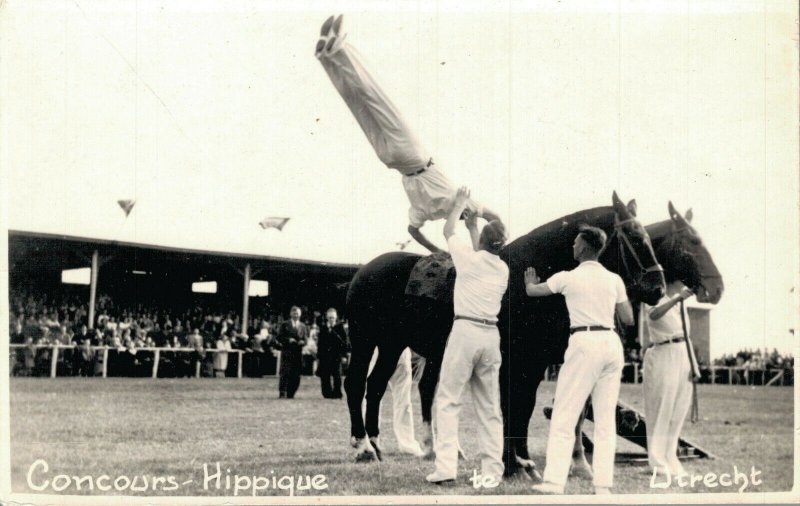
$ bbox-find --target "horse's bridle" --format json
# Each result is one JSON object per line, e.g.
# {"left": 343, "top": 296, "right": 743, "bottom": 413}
{"left": 602, "top": 216, "right": 664, "bottom": 278}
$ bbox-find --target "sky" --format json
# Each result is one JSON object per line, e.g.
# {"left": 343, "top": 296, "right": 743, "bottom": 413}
{"left": 1, "top": 0, "right": 798, "bottom": 358}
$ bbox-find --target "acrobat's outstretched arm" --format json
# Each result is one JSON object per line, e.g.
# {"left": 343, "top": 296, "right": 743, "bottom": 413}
{"left": 408, "top": 225, "right": 443, "bottom": 254}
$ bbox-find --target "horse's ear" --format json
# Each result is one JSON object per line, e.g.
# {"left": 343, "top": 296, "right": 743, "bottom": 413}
{"left": 668, "top": 201, "right": 679, "bottom": 221}
{"left": 685, "top": 208, "right": 693, "bottom": 223}
{"left": 626, "top": 199, "right": 638, "bottom": 217}
{"left": 612, "top": 191, "right": 629, "bottom": 217}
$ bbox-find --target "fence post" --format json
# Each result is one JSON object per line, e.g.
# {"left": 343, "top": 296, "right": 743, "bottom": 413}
{"left": 50, "top": 346, "right": 59, "bottom": 378}
{"left": 728, "top": 367, "right": 732, "bottom": 385}
{"left": 634, "top": 363, "right": 639, "bottom": 384}
{"left": 237, "top": 351, "right": 243, "bottom": 379}
{"left": 152, "top": 349, "right": 160, "bottom": 378}
{"left": 102, "top": 347, "right": 108, "bottom": 378}
{"left": 711, "top": 366, "right": 715, "bottom": 385}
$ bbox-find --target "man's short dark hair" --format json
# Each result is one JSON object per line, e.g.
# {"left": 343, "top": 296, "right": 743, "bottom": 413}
{"left": 578, "top": 225, "right": 607, "bottom": 253}
{"left": 480, "top": 220, "right": 507, "bottom": 255}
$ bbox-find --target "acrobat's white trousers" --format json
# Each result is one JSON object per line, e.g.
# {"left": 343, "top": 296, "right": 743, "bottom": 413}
{"left": 432, "top": 320, "right": 504, "bottom": 480}
{"left": 318, "top": 42, "right": 430, "bottom": 172}
{"left": 368, "top": 348, "right": 424, "bottom": 455}
{"left": 642, "top": 343, "right": 693, "bottom": 475}
{"left": 542, "top": 331, "right": 624, "bottom": 489}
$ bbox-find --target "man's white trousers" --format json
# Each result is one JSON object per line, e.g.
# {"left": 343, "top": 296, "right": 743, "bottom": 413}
{"left": 642, "top": 343, "right": 692, "bottom": 475}
{"left": 432, "top": 320, "right": 504, "bottom": 480}
{"left": 542, "top": 331, "right": 624, "bottom": 489}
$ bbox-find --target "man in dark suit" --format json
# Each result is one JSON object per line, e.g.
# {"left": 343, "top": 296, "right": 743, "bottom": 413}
{"left": 316, "top": 308, "right": 350, "bottom": 399}
{"left": 276, "top": 306, "right": 307, "bottom": 398}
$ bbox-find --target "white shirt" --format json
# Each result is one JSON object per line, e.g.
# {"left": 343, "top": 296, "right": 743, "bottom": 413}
{"left": 447, "top": 236, "right": 509, "bottom": 321}
{"left": 644, "top": 295, "right": 690, "bottom": 344}
{"left": 404, "top": 167, "right": 483, "bottom": 227}
{"left": 546, "top": 261, "right": 628, "bottom": 328}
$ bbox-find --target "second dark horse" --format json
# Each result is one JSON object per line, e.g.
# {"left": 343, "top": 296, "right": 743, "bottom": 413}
{"left": 344, "top": 192, "right": 666, "bottom": 469}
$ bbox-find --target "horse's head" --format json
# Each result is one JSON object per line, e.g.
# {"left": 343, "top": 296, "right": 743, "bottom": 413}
{"left": 650, "top": 202, "right": 724, "bottom": 304}
{"left": 604, "top": 192, "right": 666, "bottom": 306}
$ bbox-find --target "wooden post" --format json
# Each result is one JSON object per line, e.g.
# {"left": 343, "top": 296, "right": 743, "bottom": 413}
{"left": 728, "top": 367, "right": 733, "bottom": 385}
{"left": 102, "top": 347, "right": 108, "bottom": 378}
{"left": 88, "top": 250, "right": 99, "bottom": 330}
{"left": 633, "top": 363, "right": 639, "bottom": 384}
{"left": 241, "top": 263, "right": 251, "bottom": 337}
{"left": 711, "top": 366, "right": 716, "bottom": 384}
{"left": 50, "top": 345, "right": 59, "bottom": 378}
{"left": 152, "top": 349, "right": 160, "bottom": 378}
{"left": 237, "top": 351, "right": 243, "bottom": 379}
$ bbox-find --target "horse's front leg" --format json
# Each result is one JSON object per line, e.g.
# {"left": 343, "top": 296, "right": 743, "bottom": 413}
{"left": 502, "top": 357, "right": 545, "bottom": 481}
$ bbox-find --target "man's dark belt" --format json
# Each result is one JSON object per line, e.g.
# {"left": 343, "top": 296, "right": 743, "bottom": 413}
{"left": 569, "top": 325, "right": 611, "bottom": 335}
{"left": 648, "top": 336, "right": 686, "bottom": 348}
{"left": 454, "top": 315, "right": 498, "bottom": 326}
{"left": 407, "top": 158, "right": 434, "bottom": 176}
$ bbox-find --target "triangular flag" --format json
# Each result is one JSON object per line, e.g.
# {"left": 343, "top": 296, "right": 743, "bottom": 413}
{"left": 117, "top": 199, "right": 136, "bottom": 217}
{"left": 259, "top": 217, "right": 290, "bottom": 231}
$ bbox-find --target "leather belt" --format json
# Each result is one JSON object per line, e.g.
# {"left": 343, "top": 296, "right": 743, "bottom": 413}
{"left": 648, "top": 336, "right": 686, "bottom": 348}
{"left": 407, "top": 158, "right": 434, "bottom": 176}
{"left": 454, "top": 315, "right": 498, "bottom": 326}
{"left": 569, "top": 325, "right": 611, "bottom": 335}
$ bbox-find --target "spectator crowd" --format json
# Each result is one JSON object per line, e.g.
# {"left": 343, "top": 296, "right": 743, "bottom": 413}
{"left": 8, "top": 291, "right": 347, "bottom": 379}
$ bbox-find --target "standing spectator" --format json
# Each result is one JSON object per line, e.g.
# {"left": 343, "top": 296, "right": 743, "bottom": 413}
{"left": 213, "top": 330, "right": 233, "bottom": 378}
{"left": 316, "top": 308, "right": 350, "bottom": 399}
{"left": 302, "top": 323, "right": 319, "bottom": 375}
{"left": 276, "top": 306, "right": 308, "bottom": 399}
{"left": 78, "top": 339, "right": 96, "bottom": 377}
{"left": 189, "top": 328, "right": 205, "bottom": 378}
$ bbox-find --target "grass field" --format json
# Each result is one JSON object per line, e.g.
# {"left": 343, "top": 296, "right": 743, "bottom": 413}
{"left": 7, "top": 377, "right": 794, "bottom": 498}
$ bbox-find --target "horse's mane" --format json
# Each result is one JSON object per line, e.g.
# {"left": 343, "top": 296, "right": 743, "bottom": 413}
{"left": 644, "top": 219, "right": 673, "bottom": 249}
{"left": 502, "top": 205, "right": 615, "bottom": 256}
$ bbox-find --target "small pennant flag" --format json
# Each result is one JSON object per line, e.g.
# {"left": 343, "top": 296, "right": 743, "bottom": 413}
{"left": 395, "top": 239, "right": 412, "bottom": 250}
{"left": 259, "top": 217, "right": 290, "bottom": 231}
{"left": 117, "top": 199, "right": 136, "bottom": 217}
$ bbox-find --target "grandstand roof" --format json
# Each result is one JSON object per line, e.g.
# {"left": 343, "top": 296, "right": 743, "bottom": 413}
{"left": 8, "top": 229, "right": 360, "bottom": 281}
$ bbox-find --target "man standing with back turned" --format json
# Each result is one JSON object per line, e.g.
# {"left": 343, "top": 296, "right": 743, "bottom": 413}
{"left": 524, "top": 225, "right": 634, "bottom": 495}
{"left": 426, "top": 186, "right": 509, "bottom": 485}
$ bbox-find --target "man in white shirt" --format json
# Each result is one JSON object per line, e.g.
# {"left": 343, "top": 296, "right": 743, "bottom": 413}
{"left": 642, "top": 281, "right": 694, "bottom": 477}
{"left": 315, "top": 15, "right": 500, "bottom": 253}
{"left": 426, "top": 186, "right": 509, "bottom": 485}
{"left": 524, "top": 225, "right": 634, "bottom": 495}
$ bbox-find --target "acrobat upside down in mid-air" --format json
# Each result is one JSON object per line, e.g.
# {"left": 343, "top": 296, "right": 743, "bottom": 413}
{"left": 315, "top": 15, "right": 501, "bottom": 253}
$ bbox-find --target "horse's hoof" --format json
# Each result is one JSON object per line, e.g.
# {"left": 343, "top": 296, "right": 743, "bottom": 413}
{"left": 349, "top": 436, "right": 360, "bottom": 448}
{"left": 516, "top": 457, "right": 543, "bottom": 481}
{"left": 353, "top": 437, "right": 378, "bottom": 463}
{"left": 369, "top": 437, "right": 383, "bottom": 461}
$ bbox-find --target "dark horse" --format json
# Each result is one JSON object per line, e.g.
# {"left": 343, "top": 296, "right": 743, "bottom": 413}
{"left": 344, "top": 192, "right": 665, "bottom": 464}
{"left": 647, "top": 202, "right": 723, "bottom": 304}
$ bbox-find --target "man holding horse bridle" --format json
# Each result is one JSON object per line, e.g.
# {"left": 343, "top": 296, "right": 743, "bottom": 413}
{"left": 524, "top": 225, "right": 634, "bottom": 495}
{"left": 426, "top": 186, "right": 508, "bottom": 485}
